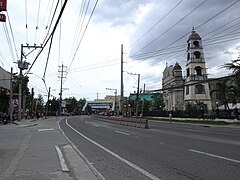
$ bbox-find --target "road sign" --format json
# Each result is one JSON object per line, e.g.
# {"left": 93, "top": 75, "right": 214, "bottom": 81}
{"left": 0, "top": 13, "right": 6, "bottom": 22}
{"left": 0, "top": 0, "right": 7, "bottom": 11}
{"left": 12, "top": 98, "right": 18, "bottom": 109}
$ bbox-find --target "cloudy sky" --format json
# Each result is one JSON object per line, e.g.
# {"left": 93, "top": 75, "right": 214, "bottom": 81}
{"left": 0, "top": 0, "right": 240, "bottom": 101}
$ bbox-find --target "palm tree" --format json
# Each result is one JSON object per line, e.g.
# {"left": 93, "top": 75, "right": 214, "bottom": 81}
{"left": 210, "top": 79, "right": 236, "bottom": 111}
{"left": 223, "top": 56, "right": 240, "bottom": 87}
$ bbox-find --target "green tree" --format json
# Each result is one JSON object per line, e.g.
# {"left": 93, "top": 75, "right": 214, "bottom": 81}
{"left": 12, "top": 75, "right": 30, "bottom": 95}
{"left": 65, "top": 97, "right": 78, "bottom": 112}
{"left": 210, "top": 79, "right": 236, "bottom": 111}
{"left": 48, "top": 97, "right": 59, "bottom": 113}
{"left": 223, "top": 55, "right": 240, "bottom": 99}
{"left": 78, "top": 98, "right": 86, "bottom": 113}
{"left": 152, "top": 93, "right": 165, "bottom": 110}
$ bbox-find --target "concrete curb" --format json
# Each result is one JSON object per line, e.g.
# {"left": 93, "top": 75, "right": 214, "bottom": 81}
{"left": 17, "top": 122, "right": 38, "bottom": 128}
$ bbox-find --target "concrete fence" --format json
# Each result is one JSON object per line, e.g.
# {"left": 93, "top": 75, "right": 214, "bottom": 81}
{"left": 92, "top": 115, "right": 149, "bottom": 129}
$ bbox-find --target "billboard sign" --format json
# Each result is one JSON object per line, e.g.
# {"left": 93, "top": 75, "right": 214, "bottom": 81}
{"left": 0, "top": 13, "right": 6, "bottom": 22}
{"left": 0, "top": 0, "right": 7, "bottom": 11}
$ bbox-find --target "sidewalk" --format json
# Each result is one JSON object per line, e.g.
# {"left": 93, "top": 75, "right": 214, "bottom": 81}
{"left": 0, "top": 117, "right": 103, "bottom": 180}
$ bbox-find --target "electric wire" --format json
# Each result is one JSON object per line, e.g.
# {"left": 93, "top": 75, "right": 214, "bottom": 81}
{"left": 128, "top": 0, "right": 240, "bottom": 70}
{"left": 130, "top": 0, "right": 183, "bottom": 48}
{"left": 25, "top": 0, "right": 28, "bottom": 43}
{"left": 58, "top": 0, "right": 63, "bottom": 67}
{"left": 6, "top": 12, "right": 19, "bottom": 61}
{"left": 133, "top": 0, "right": 208, "bottom": 56}
{"left": 26, "top": 0, "right": 69, "bottom": 75}
{"left": 34, "top": 0, "right": 42, "bottom": 43}
{"left": 2, "top": 23, "right": 15, "bottom": 62}
{"left": 69, "top": 0, "right": 88, "bottom": 60}
{"left": 68, "top": 0, "right": 99, "bottom": 72}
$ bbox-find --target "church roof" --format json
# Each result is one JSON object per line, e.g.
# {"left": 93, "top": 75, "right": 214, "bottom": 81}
{"left": 173, "top": 62, "right": 182, "bottom": 70}
{"left": 188, "top": 27, "right": 201, "bottom": 41}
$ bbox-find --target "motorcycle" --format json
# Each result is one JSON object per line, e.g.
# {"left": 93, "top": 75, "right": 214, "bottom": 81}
{"left": 1, "top": 113, "right": 8, "bottom": 125}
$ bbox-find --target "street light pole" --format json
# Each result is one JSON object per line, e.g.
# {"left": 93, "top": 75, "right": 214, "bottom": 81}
{"left": 106, "top": 88, "right": 117, "bottom": 115}
{"left": 127, "top": 72, "right": 140, "bottom": 118}
{"left": 45, "top": 87, "right": 51, "bottom": 118}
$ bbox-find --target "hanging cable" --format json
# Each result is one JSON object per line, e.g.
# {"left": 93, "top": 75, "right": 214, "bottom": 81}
{"left": 42, "top": 0, "right": 60, "bottom": 45}
{"left": 68, "top": 0, "right": 99, "bottom": 72}
{"left": 34, "top": 0, "right": 42, "bottom": 43}
{"left": 2, "top": 23, "right": 15, "bottom": 61}
{"left": 6, "top": 12, "right": 19, "bottom": 60}
{"left": 130, "top": 0, "right": 183, "bottom": 48}
{"left": 128, "top": 0, "right": 240, "bottom": 70}
{"left": 25, "top": 0, "right": 28, "bottom": 43}
{"left": 133, "top": 0, "right": 208, "bottom": 56}
{"left": 26, "top": 0, "right": 69, "bottom": 75}
{"left": 58, "top": 0, "right": 63, "bottom": 66}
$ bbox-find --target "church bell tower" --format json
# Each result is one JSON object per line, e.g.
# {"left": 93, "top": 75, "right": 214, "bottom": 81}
{"left": 184, "top": 28, "right": 212, "bottom": 110}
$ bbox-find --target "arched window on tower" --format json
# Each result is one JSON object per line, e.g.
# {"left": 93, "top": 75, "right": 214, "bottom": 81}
{"left": 187, "top": 43, "right": 190, "bottom": 50}
{"left": 194, "top": 51, "right": 201, "bottom": 58}
{"left": 186, "top": 68, "right": 190, "bottom": 77}
{"left": 195, "top": 84, "right": 205, "bottom": 94}
{"left": 187, "top": 53, "right": 190, "bottom": 60}
{"left": 194, "top": 66, "right": 202, "bottom": 76}
{"left": 186, "top": 86, "right": 189, "bottom": 95}
{"left": 193, "top": 41, "right": 199, "bottom": 47}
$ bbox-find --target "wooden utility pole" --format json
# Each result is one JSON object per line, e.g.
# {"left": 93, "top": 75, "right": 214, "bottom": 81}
{"left": 120, "top": 44, "right": 124, "bottom": 115}
{"left": 18, "top": 44, "right": 42, "bottom": 121}
{"left": 136, "top": 74, "right": 140, "bottom": 118}
{"left": 9, "top": 67, "right": 13, "bottom": 123}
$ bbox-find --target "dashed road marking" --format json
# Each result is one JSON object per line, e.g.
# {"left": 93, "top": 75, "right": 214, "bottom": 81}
{"left": 189, "top": 149, "right": 240, "bottom": 164}
{"left": 55, "top": 145, "right": 70, "bottom": 172}
{"left": 115, "top": 130, "right": 130, "bottom": 136}
{"left": 37, "top": 128, "right": 54, "bottom": 132}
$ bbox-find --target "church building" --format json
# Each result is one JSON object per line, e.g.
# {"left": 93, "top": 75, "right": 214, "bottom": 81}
{"left": 162, "top": 28, "right": 212, "bottom": 111}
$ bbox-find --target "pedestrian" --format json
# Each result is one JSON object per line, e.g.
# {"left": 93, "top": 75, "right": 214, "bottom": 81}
{"left": 36, "top": 111, "right": 40, "bottom": 120}
{"left": 169, "top": 111, "right": 172, "bottom": 123}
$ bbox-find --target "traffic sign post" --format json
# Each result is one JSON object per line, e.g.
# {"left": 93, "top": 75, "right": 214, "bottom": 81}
{"left": 0, "top": 14, "right": 6, "bottom": 22}
{"left": 0, "top": 0, "right": 7, "bottom": 11}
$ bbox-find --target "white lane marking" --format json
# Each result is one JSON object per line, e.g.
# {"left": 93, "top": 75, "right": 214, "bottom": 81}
{"left": 115, "top": 130, "right": 130, "bottom": 136}
{"left": 58, "top": 119, "right": 105, "bottom": 180}
{"left": 37, "top": 128, "right": 54, "bottom": 132}
{"left": 189, "top": 149, "right": 240, "bottom": 164}
{"left": 55, "top": 145, "right": 70, "bottom": 172}
{"left": 66, "top": 119, "right": 160, "bottom": 180}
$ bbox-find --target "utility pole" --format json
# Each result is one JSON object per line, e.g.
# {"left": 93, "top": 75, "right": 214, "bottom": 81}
{"left": 120, "top": 44, "right": 124, "bottom": 115}
{"left": 141, "top": 83, "right": 145, "bottom": 117}
{"left": 9, "top": 67, "right": 13, "bottom": 123}
{"left": 18, "top": 44, "right": 42, "bottom": 121}
{"left": 18, "top": 44, "right": 23, "bottom": 121}
{"left": 96, "top": 92, "right": 99, "bottom": 100}
{"left": 31, "top": 88, "right": 34, "bottom": 115}
{"left": 127, "top": 72, "right": 140, "bottom": 118}
{"left": 45, "top": 87, "right": 51, "bottom": 118}
{"left": 106, "top": 88, "right": 117, "bottom": 115}
{"left": 58, "top": 64, "right": 67, "bottom": 115}
{"left": 136, "top": 74, "right": 140, "bottom": 118}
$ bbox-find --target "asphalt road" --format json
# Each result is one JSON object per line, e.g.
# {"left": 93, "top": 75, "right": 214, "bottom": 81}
{"left": 59, "top": 115, "right": 240, "bottom": 180}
